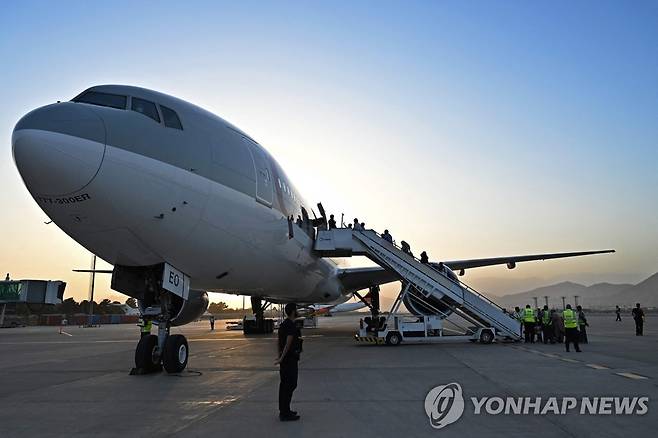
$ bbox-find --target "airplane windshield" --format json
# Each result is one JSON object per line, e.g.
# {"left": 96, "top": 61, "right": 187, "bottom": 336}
{"left": 73, "top": 91, "right": 127, "bottom": 110}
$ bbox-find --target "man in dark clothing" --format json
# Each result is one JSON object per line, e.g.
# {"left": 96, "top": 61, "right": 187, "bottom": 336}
{"left": 327, "top": 214, "right": 337, "bottom": 229}
{"left": 276, "top": 303, "right": 302, "bottom": 421}
{"left": 615, "top": 305, "right": 621, "bottom": 322}
{"left": 576, "top": 305, "right": 588, "bottom": 343}
{"left": 632, "top": 303, "right": 645, "bottom": 336}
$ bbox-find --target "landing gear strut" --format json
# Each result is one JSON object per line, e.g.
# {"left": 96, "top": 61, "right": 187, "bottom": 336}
{"left": 243, "top": 297, "right": 274, "bottom": 334}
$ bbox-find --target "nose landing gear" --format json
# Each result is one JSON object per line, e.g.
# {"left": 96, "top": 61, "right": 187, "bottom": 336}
{"left": 131, "top": 293, "right": 190, "bottom": 375}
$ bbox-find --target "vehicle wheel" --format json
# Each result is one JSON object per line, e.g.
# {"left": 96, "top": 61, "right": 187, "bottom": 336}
{"left": 479, "top": 330, "right": 494, "bottom": 344}
{"left": 386, "top": 332, "right": 402, "bottom": 346}
{"left": 135, "top": 334, "right": 160, "bottom": 372}
{"left": 163, "top": 334, "right": 189, "bottom": 373}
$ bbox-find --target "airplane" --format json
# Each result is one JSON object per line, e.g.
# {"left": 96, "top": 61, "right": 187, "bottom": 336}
{"left": 309, "top": 296, "right": 369, "bottom": 316}
{"left": 11, "top": 85, "right": 614, "bottom": 373}
{"left": 311, "top": 300, "right": 367, "bottom": 316}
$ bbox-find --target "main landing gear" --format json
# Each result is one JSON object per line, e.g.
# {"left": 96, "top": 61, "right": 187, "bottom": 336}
{"left": 132, "top": 293, "right": 189, "bottom": 374}
{"left": 243, "top": 297, "right": 274, "bottom": 334}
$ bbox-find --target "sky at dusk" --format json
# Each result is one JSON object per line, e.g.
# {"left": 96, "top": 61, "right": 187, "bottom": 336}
{"left": 1, "top": 1, "right": 657, "bottom": 306}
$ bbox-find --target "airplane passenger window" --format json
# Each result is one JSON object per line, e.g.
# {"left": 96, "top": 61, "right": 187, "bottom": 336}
{"left": 131, "top": 97, "right": 160, "bottom": 123}
{"left": 160, "top": 105, "right": 183, "bottom": 130}
{"left": 73, "top": 91, "right": 127, "bottom": 109}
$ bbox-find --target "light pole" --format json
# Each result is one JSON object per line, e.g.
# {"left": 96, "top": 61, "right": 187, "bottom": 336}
{"left": 561, "top": 296, "right": 566, "bottom": 310}
{"left": 88, "top": 254, "right": 96, "bottom": 326}
{"left": 574, "top": 295, "right": 580, "bottom": 307}
{"left": 544, "top": 295, "right": 549, "bottom": 307}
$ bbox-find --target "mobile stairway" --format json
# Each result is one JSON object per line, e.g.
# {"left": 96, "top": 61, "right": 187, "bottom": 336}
{"left": 314, "top": 228, "right": 522, "bottom": 342}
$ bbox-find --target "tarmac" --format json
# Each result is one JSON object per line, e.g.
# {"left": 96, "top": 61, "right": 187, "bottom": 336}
{"left": 0, "top": 313, "right": 656, "bottom": 437}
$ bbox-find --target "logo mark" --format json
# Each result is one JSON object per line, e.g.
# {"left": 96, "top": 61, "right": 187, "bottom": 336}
{"left": 424, "top": 382, "right": 465, "bottom": 429}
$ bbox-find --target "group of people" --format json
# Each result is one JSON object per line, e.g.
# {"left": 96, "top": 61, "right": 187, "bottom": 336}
{"left": 512, "top": 304, "right": 589, "bottom": 352}
{"left": 511, "top": 302, "right": 649, "bottom": 352}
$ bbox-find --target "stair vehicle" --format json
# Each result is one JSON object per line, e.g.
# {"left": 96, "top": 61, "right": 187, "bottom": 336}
{"left": 315, "top": 228, "right": 523, "bottom": 344}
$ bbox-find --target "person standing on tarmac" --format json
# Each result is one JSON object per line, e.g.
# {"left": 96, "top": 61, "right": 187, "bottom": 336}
{"left": 276, "top": 303, "right": 303, "bottom": 422}
{"left": 576, "top": 305, "right": 589, "bottom": 343}
{"left": 541, "top": 305, "right": 553, "bottom": 344}
{"left": 209, "top": 314, "right": 215, "bottom": 331}
{"left": 563, "top": 304, "right": 581, "bottom": 352}
{"left": 513, "top": 306, "right": 523, "bottom": 338}
{"left": 523, "top": 305, "right": 536, "bottom": 343}
{"left": 551, "top": 309, "right": 564, "bottom": 343}
{"left": 632, "top": 303, "right": 645, "bottom": 336}
{"left": 615, "top": 305, "right": 622, "bottom": 322}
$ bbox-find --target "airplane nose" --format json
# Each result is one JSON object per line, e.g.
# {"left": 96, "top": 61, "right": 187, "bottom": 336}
{"left": 12, "top": 102, "right": 106, "bottom": 196}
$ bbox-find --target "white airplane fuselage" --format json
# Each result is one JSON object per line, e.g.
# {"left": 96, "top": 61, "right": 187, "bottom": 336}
{"left": 12, "top": 85, "right": 344, "bottom": 304}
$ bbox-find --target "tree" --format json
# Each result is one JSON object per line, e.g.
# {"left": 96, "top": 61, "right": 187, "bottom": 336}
{"left": 208, "top": 301, "right": 229, "bottom": 314}
{"left": 125, "top": 297, "right": 137, "bottom": 309}
{"left": 60, "top": 297, "right": 80, "bottom": 315}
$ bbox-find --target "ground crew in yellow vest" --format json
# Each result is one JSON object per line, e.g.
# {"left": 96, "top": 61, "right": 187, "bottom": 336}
{"left": 541, "top": 305, "right": 554, "bottom": 344}
{"left": 562, "top": 304, "right": 581, "bottom": 352}
{"left": 139, "top": 318, "right": 152, "bottom": 338}
{"left": 523, "top": 305, "right": 536, "bottom": 343}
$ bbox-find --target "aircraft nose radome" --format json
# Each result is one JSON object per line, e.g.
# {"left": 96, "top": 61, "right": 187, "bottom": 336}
{"left": 12, "top": 103, "right": 106, "bottom": 196}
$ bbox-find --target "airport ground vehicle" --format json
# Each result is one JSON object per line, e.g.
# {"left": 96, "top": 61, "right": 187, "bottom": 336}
{"left": 356, "top": 313, "right": 496, "bottom": 346}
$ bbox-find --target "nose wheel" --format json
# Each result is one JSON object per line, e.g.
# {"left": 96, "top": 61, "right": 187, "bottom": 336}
{"left": 134, "top": 334, "right": 162, "bottom": 374}
{"left": 162, "top": 334, "right": 189, "bottom": 373}
{"left": 132, "top": 329, "right": 189, "bottom": 375}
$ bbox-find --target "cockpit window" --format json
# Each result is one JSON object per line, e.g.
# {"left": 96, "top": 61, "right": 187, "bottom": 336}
{"left": 131, "top": 97, "right": 160, "bottom": 123}
{"left": 73, "top": 91, "right": 127, "bottom": 109}
{"left": 160, "top": 105, "right": 183, "bottom": 130}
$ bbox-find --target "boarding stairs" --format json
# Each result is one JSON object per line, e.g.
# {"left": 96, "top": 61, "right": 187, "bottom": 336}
{"left": 314, "top": 228, "right": 521, "bottom": 340}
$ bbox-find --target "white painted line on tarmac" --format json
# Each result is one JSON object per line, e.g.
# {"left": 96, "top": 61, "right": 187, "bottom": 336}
{"left": 59, "top": 331, "right": 73, "bottom": 337}
{"left": 560, "top": 357, "right": 580, "bottom": 363}
{"left": 586, "top": 363, "right": 610, "bottom": 370}
{"left": 615, "top": 372, "right": 649, "bottom": 380}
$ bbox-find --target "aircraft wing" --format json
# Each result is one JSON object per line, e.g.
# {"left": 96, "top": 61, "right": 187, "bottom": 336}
{"left": 442, "top": 249, "right": 615, "bottom": 272}
{"left": 73, "top": 269, "right": 113, "bottom": 274}
{"left": 337, "top": 249, "right": 615, "bottom": 288}
{"left": 337, "top": 267, "right": 398, "bottom": 292}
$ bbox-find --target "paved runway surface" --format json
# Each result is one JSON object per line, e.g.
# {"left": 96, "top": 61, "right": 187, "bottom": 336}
{"left": 1, "top": 313, "right": 656, "bottom": 437}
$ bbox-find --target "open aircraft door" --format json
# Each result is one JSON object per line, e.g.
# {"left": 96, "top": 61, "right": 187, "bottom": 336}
{"left": 244, "top": 138, "right": 273, "bottom": 207}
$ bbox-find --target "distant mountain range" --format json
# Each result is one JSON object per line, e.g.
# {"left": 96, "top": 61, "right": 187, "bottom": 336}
{"left": 495, "top": 272, "right": 658, "bottom": 309}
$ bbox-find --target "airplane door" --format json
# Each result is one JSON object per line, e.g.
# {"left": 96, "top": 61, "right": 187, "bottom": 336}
{"left": 244, "top": 138, "right": 273, "bottom": 207}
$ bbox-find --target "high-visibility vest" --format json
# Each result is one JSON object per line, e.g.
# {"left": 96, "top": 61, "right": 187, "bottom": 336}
{"left": 563, "top": 309, "right": 578, "bottom": 329}
{"left": 523, "top": 308, "right": 536, "bottom": 323}
{"left": 141, "top": 320, "right": 152, "bottom": 333}
{"left": 542, "top": 311, "right": 551, "bottom": 325}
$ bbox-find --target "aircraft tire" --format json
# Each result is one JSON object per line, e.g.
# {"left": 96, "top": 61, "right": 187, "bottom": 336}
{"left": 135, "top": 334, "right": 160, "bottom": 372}
{"left": 163, "top": 334, "right": 189, "bottom": 373}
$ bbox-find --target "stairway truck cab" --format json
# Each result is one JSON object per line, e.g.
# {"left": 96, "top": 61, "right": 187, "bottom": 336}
{"left": 356, "top": 314, "right": 496, "bottom": 346}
